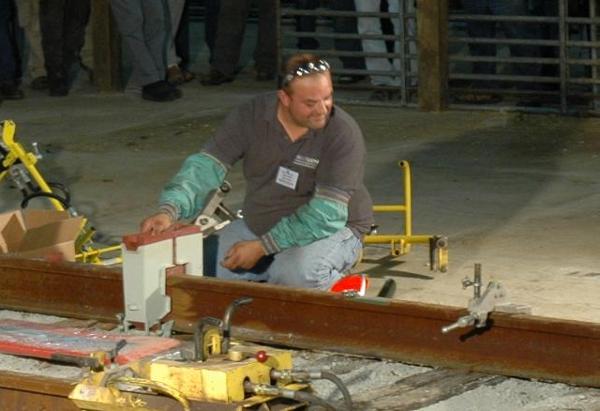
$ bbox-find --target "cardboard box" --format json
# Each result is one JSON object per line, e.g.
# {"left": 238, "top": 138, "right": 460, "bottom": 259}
{"left": 0, "top": 209, "right": 83, "bottom": 261}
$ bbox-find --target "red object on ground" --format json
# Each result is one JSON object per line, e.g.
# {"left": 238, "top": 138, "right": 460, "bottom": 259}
{"left": 0, "top": 319, "right": 180, "bottom": 366}
{"left": 330, "top": 274, "right": 369, "bottom": 296}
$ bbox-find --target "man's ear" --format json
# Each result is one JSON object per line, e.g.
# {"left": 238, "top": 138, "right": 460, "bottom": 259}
{"left": 277, "top": 89, "right": 291, "bottom": 107}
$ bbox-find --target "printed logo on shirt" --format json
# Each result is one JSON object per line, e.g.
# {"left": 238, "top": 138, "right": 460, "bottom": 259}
{"left": 293, "top": 155, "right": 320, "bottom": 169}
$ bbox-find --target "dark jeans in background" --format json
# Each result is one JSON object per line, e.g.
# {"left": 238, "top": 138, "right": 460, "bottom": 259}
{"left": 0, "top": 0, "right": 18, "bottom": 84}
{"left": 39, "top": 0, "right": 90, "bottom": 85}
{"left": 212, "top": 0, "right": 276, "bottom": 76}
{"left": 203, "top": 0, "right": 220, "bottom": 64}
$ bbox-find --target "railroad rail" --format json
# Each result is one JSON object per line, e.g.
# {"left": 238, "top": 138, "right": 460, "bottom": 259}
{"left": 0, "top": 256, "right": 598, "bottom": 390}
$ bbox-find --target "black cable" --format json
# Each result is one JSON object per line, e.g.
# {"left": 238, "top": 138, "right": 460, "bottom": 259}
{"left": 270, "top": 370, "right": 353, "bottom": 411}
{"left": 47, "top": 182, "right": 71, "bottom": 207}
{"left": 319, "top": 371, "right": 353, "bottom": 411}
{"left": 244, "top": 381, "right": 338, "bottom": 411}
{"left": 20, "top": 191, "right": 70, "bottom": 209}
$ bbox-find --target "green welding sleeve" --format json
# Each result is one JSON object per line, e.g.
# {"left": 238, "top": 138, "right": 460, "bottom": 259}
{"left": 158, "top": 152, "right": 227, "bottom": 221}
{"left": 260, "top": 190, "right": 348, "bottom": 255}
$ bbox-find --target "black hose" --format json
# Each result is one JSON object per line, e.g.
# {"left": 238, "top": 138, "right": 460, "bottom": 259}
{"left": 318, "top": 371, "right": 353, "bottom": 411}
{"left": 47, "top": 182, "right": 71, "bottom": 206}
{"left": 20, "top": 191, "right": 70, "bottom": 209}
{"left": 244, "top": 381, "right": 337, "bottom": 411}
{"left": 270, "top": 369, "right": 353, "bottom": 411}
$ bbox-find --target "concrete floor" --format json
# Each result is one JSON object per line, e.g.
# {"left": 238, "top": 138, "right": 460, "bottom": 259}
{"left": 2, "top": 70, "right": 598, "bottom": 325}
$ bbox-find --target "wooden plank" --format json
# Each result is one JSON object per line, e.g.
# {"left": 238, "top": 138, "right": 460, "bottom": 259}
{"left": 91, "top": 0, "right": 121, "bottom": 91}
{"left": 417, "top": 0, "right": 449, "bottom": 111}
{"left": 351, "top": 368, "right": 505, "bottom": 410}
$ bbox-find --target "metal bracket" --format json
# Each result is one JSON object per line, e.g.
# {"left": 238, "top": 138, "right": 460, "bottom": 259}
{"left": 441, "top": 263, "right": 507, "bottom": 334}
{"left": 193, "top": 181, "right": 239, "bottom": 236}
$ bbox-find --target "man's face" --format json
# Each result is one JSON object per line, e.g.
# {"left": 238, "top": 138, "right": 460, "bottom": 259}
{"left": 280, "top": 72, "right": 333, "bottom": 130}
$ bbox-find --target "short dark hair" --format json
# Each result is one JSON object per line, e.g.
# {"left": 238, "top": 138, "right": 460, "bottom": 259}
{"left": 279, "top": 53, "right": 331, "bottom": 91}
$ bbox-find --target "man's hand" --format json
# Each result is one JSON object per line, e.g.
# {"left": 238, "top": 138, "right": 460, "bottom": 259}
{"left": 221, "top": 240, "right": 266, "bottom": 271}
{"left": 140, "top": 212, "right": 174, "bottom": 235}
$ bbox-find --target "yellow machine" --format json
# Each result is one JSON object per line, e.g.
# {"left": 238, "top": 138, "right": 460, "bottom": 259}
{"left": 364, "top": 160, "right": 449, "bottom": 272}
{"left": 0, "top": 120, "right": 120, "bottom": 264}
{"left": 69, "top": 298, "right": 349, "bottom": 411}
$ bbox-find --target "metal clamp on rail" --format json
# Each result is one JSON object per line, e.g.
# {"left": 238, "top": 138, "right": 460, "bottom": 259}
{"left": 441, "top": 263, "right": 507, "bottom": 334}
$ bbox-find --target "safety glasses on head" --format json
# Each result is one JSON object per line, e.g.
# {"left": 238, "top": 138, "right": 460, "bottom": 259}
{"left": 281, "top": 59, "right": 331, "bottom": 88}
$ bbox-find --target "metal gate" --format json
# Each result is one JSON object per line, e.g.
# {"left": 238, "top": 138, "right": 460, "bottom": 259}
{"left": 276, "top": 0, "right": 600, "bottom": 115}
{"left": 277, "top": 1, "right": 419, "bottom": 107}
{"left": 448, "top": 0, "right": 600, "bottom": 114}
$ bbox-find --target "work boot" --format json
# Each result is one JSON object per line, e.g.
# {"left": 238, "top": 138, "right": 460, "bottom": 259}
{"left": 142, "top": 80, "right": 182, "bottom": 102}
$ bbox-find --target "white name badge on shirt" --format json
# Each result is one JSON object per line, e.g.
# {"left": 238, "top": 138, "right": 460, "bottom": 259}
{"left": 276, "top": 166, "right": 299, "bottom": 190}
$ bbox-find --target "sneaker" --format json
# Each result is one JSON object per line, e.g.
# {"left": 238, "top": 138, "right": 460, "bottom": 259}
{"left": 200, "top": 68, "right": 234, "bottom": 86}
{"left": 0, "top": 83, "right": 24, "bottom": 100}
{"left": 142, "top": 80, "right": 182, "bottom": 102}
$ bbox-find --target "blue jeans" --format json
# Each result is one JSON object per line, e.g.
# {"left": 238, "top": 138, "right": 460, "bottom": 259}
{"left": 205, "top": 219, "right": 362, "bottom": 290}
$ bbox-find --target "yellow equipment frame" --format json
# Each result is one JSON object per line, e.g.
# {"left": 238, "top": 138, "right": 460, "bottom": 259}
{"left": 364, "top": 160, "right": 448, "bottom": 272}
{"left": 1, "top": 120, "right": 121, "bottom": 265}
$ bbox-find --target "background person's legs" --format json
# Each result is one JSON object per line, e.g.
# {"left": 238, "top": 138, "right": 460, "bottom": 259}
{"left": 110, "top": 0, "right": 165, "bottom": 90}
{"left": 166, "top": 0, "right": 185, "bottom": 70}
{"left": 0, "top": 0, "right": 23, "bottom": 99}
{"left": 16, "top": 0, "right": 47, "bottom": 86}
{"left": 210, "top": 0, "right": 250, "bottom": 78}
{"left": 62, "top": 0, "right": 90, "bottom": 84}
{"left": 203, "top": 0, "right": 220, "bottom": 64}
{"left": 40, "top": 0, "right": 68, "bottom": 94}
{"left": 253, "top": 0, "right": 277, "bottom": 79}
{"left": 355, "top": 0, "right": 399, "bottom": 86}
